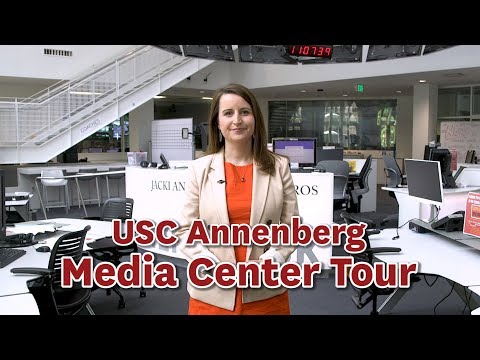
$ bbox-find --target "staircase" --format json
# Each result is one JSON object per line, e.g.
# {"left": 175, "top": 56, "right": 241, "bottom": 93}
{"left": 0, "top": 45, "right": 214, "bottom": 164}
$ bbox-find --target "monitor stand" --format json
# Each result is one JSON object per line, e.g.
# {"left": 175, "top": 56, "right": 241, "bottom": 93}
{"left": 428, "top": 204, "right": 439, "bottom": 223}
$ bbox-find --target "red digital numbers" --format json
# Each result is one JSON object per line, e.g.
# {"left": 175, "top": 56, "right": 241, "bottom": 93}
{"left": 286, "top": 45, "right": 333, "bottom": 58}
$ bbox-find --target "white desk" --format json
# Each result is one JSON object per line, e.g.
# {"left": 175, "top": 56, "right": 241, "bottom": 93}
{"left": 1, "top": 218, "right": 113, "bottom": 297}
{"left": 368, "top": 227, "right": 480, "bottom": 313}
{"left": 0, "top": 294, "right": 40, "bottom": 315}
{"left": 125, "top": 166, "right": 335, "bottom": 267}
{"left": 17, "top": 163, "right": 127, "bottom": 210}
{"left": 5, "top": 192, "right": 33, "bottom": 222}
{"left": 382, "top": 186, "right": 480, "bottom": 226}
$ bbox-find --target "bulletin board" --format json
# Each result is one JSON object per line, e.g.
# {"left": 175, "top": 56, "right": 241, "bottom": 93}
{"left": 151, "top": 118, "right": 195, "bottom": 163}
{"left": 440, "top": 121, "right": 480, "bottom": 164}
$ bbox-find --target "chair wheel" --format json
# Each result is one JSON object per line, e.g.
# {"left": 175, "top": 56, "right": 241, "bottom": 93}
{"left": 140, "top": 290, "right": 146, "bottom": 298}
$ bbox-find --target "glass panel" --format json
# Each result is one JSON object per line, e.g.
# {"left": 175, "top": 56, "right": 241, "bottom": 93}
{"left": 268, "top": 99, "right": 397, "bottom": 151}
{"left": 473, "top": 86, "right": 480, "bottom": 115}
{"left": 438, "top": 87, "right": 470, "bottom": 117}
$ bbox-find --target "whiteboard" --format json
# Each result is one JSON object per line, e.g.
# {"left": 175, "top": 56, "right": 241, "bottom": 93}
{"left": 151, "top": 118, "right": 195, "bottom": 163}
{"left": 440, "top": 121, "right": 480, "bottom": 163}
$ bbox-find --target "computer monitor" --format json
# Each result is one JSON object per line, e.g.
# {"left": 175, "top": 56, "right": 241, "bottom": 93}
{"left": 272, "top": 138, "right": 317, "bottom": 168}
{"left": 316, "top": 148, "right": 344, "bottom": 162}
{"left": 405, "top": 159, "right": 444, "bottom": 207}
{"left": 465, "top": 150, "right": 476, "bottom": 164}
{"left": 0, "top": 170, "right": 6, "bottom": 240}
{"left": 423, "top": 144, "right": 437, "bottom": 160}
{"left": 430, "top": 148, "right": 456, "bottom": 188}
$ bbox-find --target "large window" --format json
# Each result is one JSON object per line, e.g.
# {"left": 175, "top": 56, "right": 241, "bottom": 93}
{"left": 268, "top": 99, "right": 397, "bottom": 151}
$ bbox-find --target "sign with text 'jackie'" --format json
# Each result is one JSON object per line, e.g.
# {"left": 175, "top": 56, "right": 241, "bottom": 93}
{"left": 125, "top": 166, "right": 334, "bottom": 266}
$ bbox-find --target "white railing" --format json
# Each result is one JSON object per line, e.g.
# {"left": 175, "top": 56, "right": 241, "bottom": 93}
{"left": 0, "top": 45, "right": 192, "bottom": 147}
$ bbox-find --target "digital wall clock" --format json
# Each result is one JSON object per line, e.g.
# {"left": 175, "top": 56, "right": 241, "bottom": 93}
{"left": 285, "top": 45, "right": 333, "bottom": 59}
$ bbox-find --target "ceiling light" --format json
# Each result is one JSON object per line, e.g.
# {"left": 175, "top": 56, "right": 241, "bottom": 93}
{"left": 418, "top": 80, "right": 427, "bottom": 83}
{"left": 444, "top": 72, "right": 464, "bottom": 78}
{"left": 300, "top": 90, "right": 307, "bottom": 93}
{"left": 70, "top": 91, "right": 103, "bottom": 96}
{"left": 154, "top": 95, "right": 166, "bottom": 99}
{"left": 396, "top": 90, "right": 402, "bottom": 94}
{"left": 199, "top": 90, "right": 205, "bottom": 93}
{"left": 342, "top": 94, "right": 348, "bottom": 97}
{"left": 202, "top": 97, "right": 213, "bottom": 100}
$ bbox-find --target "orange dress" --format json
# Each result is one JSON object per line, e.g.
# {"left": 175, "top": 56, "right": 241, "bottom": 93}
{"left": 188, "top": 162, "right": 290, "bottom": 315}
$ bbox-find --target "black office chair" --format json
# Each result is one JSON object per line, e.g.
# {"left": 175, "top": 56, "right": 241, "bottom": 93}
{"left": 85, "top": 197, "right": 146, "bottom": 309}
{"left": 339, "top": 213, "right": 401, "bottom": 315}
{"left": 347, "top": 155, "right": 372, "bottom": 213}
{"left": 316, "top": 160, "right": 350, "bottom": 211}
{"left": 11, "top": 226, "right": 94, "bottom": 315}
{"left": 381, "top": 155, "right": 406, "bottom": 227}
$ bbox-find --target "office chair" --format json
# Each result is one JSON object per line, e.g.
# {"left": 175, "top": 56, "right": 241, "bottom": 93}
{"left": 347, "top": 155, "right": 372, "bottom": 213}
{"left": 381, "top": 155, "right": 407, "bottom": 227}
{"left": 339, "top": 213, "right": 401, "bottom": 315}
{"left": 10, "top": 226, "right": 94, "bottom": 315}
{"left": 40, "top": 169, "right": 70, "bottom": 215}
{"left": 77, "top": 168, "right": 101, "bottom": 207}
{"left": 85, "top": 197, "right": 146, "bottom": 309}
{"left": 316, "top": 160, "right": 350, "bottom": 210}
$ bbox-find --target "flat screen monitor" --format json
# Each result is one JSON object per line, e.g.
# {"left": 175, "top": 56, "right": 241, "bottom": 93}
{"left": 465, "top": 150, "right": 476, "bottom": 164}
{"left": 0, "top": 170, "right": 5, "bottom": 240}
{"left": 272, "top": 138, "right": 317, "bottom": 168}
{"left": 424, "top": 144, "right": 437, "bottom": 160}
{"left": 430, "top": 148, "right": 456, "bottom": 188}
{"left": 316, "top": 148, "right": 344, "bottom": 162}
{"left": 405, "top": 159, "right": 444, "bottom": 207}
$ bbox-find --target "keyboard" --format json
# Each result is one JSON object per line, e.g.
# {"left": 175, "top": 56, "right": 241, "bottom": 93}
{"left": 291, "top": 168, "right": 316, "bottom": 173}
{"left": 0, "top": 248, "right": 26, "bottom": 269}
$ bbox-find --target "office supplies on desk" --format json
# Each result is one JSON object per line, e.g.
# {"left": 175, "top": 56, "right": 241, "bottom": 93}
{"left": 0, "top": 248, "right": 26, "bottom": 268}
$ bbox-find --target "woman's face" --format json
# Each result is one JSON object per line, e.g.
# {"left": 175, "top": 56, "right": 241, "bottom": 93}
{"left": 217, "top": 93, "right": 255, "bottom": 146}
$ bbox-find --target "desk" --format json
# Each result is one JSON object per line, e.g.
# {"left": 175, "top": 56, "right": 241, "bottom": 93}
{"left": 17, "top": 163, "right": 127, "bottom": 210}
{"left": 0, "top": 218, "right": 113, "bottom": 314}
{"left": 35, "top": 170, "right": 125, "bottom": 219}
{"left": 6, "top": 192, "right": 33, "bottom": 222}
{"left": 125, "top": 166, "right": 335, "bottom": 267}
{"left": 0, "top": 294, "right": 39, "bottom": 315}
{"left": 381, "top": 186, "right": 480, "bottom": 226}
{"left": 368, "top": 227, "right": 480, "bottom": 313}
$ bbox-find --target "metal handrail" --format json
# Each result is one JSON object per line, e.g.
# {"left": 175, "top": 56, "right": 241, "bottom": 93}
{"left": 0, "top": 45, "right": 192, "bottom": 148}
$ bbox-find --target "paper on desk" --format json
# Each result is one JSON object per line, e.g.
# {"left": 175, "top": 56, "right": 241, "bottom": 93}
{"left": 9, "top": 222, "right": 58, "bottom": 235}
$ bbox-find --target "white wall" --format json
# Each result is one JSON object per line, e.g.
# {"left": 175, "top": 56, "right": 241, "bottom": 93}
{"left": 129, "top": 99, "right": 154, "bottom": 158}
{"left": 0, "top": 45, "right": 136, "bottom": 80}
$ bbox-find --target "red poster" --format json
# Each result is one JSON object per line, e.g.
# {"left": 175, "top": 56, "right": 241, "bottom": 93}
{"left": 463, "top": 192, "right": 480, "bottom": 238}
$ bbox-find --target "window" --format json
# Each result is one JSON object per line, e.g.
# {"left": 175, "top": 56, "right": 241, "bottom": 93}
{"left": 268, "top": 99, "right": 397, "bottom": 151}
{"left": 77, "top": 114, "right": 129, "bottom": 153}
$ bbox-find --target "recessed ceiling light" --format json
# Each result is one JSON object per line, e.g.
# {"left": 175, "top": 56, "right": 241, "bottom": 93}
{"left": 199, "top": 90, "right": 205, "bottom": 93}
{"left": 300, "top": 90, "right": 306, "bottom": 93}
{"left": 395, "top": 90, "right": 402, "bottom": 94}
{"left": 342, "top": 94, "right": 348, "bottom": 97}
{"left": 418, "top": 80, "right": 427, "bottom": 83}
{"left": 202, "top": 97, "right": 213, "bottom": 100}
{"left": 154, "top": 95, "right": 166, "bottom": 99}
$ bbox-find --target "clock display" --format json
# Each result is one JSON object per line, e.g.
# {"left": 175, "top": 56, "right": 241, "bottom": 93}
{"left": 286, "top": 45, "right": 333, "bottom": 59}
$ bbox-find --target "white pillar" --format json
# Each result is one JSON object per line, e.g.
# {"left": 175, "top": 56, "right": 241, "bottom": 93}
{"left": 412, "top": 83, "right": 438, "bottom": 159}
{"left": 129, "top": 99, "right": 154, "bottom": 160}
